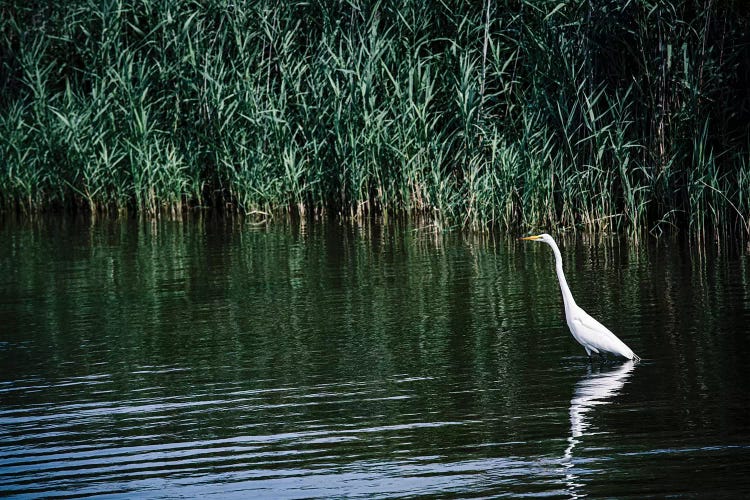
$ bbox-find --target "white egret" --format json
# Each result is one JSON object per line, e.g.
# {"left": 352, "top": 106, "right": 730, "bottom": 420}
{"left": 520, "top": 234, "right": 640, "bottom": 361}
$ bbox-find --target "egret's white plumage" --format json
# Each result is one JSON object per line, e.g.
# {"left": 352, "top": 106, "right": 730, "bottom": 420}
{"left": 520, "top": 233, "right": 640, "bottom": 362}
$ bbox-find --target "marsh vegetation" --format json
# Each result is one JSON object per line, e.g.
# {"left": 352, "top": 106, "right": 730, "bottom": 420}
{"left": 1, "top": 1, "right": 748, "bottom": 237}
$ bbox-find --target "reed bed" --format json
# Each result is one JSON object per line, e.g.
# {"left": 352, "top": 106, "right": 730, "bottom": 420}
{"left": 1, "top": 0, "right": 748, "bottom": 238}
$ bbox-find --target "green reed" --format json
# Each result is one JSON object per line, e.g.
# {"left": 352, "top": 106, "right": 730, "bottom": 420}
{"left": 0, "top": 0, "right": 748, "bottom": 238}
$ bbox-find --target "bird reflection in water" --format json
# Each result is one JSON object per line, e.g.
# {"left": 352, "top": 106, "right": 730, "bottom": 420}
{"left": 562, "top": 360, "right": 636, "bottom": 498}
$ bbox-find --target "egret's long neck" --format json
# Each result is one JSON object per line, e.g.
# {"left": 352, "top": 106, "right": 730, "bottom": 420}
{"left": 547, "top": 239, "right": 577, "bottom": 310}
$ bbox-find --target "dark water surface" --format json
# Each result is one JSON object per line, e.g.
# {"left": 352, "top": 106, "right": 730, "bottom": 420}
{"left": 2, "top": 216, "right": 750, "bottom": 498}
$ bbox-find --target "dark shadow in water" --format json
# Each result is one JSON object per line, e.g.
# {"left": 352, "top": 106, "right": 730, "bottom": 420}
{"left": 563, "top": 361, "right": 636, "bottom": 498}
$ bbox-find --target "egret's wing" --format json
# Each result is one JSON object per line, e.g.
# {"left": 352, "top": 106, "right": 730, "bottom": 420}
{"left": 570, "top": 309, "right": 635, "bottom": 358}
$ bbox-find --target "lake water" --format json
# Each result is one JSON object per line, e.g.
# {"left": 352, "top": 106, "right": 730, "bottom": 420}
{"left": 1, "top": 216, "right": 750, "bottom": 498}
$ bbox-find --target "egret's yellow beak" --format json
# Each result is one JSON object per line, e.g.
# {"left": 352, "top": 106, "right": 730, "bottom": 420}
{"left": 519, "top": 235, "right": 542, "bottom": 241}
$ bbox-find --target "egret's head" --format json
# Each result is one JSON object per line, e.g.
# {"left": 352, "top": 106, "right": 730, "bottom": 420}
{"left": 519, "top": 233, "right": 554, "bottom": 245}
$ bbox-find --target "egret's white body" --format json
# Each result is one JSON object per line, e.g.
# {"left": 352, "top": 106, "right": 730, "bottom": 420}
{"left": 521, "top": 234, "right": 640, "bottom": 361}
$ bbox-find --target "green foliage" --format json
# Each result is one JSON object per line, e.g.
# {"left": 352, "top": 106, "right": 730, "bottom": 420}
{"left": 0, "top": 0, "right": 748, "bottom": 237}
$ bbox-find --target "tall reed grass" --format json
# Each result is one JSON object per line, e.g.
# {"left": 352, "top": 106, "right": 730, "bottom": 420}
{"left": 1, "top": 0, "right": 748, "bottom": 238}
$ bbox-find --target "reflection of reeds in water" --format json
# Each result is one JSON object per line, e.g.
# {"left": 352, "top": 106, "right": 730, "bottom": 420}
{"left": 563, "top": 361, "right": 636, "bottom": 497}
{"left": 1, "top": 3, "right": 748, "bottom": 238}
